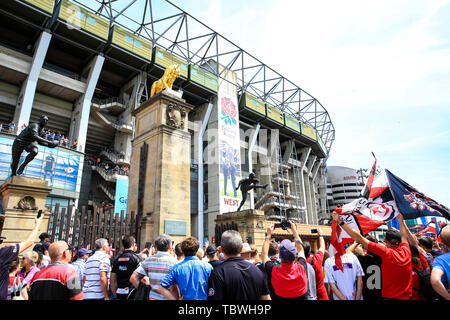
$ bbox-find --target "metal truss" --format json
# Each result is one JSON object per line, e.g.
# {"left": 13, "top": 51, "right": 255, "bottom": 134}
{"left": 52, "top": 0, "right": 335, "bottom": 152}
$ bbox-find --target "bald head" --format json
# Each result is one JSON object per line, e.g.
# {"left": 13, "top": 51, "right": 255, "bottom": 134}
{"left": 48, "top": 241, "right": 70, "bottom": 263}
{"left": 440, "top": 227, "right": 450, "bottom": 248}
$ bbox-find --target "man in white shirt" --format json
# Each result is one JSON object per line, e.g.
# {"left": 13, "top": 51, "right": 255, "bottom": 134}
{"left": 324, "top": 252, "right": 364, "bottom": 300}
{"left": 83, "top": 239, "right": 111, "bottom": 300}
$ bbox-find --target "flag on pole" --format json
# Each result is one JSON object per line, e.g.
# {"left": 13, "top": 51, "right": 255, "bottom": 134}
{"left": 330, "top": 158, "right": 391, "bottom": 271}
{"left": 386, "top": 169, "right": 450, "bottom": 221}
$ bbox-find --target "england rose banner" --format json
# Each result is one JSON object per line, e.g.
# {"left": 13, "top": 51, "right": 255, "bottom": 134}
{"left": 218, "top": 92, "right": 242, "bottom": 213}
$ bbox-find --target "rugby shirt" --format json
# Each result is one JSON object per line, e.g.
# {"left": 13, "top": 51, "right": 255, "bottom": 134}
{"left": 83, "top": 251, "right": 111, "bottom": 299}
{"left": 29, "top": 262, "right": 83, "bottom": 300}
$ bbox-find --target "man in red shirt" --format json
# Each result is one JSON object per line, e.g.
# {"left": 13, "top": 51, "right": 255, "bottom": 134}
{"left": 29, "top": 241, "right": 83, "bottom": 300}
{"left": 333, "top": 212, "right": 413, "bottom": 300}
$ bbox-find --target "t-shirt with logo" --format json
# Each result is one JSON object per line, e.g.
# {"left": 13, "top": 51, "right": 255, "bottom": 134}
{"left": 367, "top": 242, "right": 412, "bottom": 300}
{"left": 111, "top": 250, "right": 141, "bottom": 295}
{"left": 324, "top": 253, "right": 365, "bottom": 300}
{"left": 83, "top": 251, "right": 111, "bottom": 299}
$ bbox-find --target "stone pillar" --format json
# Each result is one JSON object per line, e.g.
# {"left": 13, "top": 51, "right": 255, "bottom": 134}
{"left": 128, "top": 90, "right": 193, "bottom": 248}
{"left": 0, "top": 176, "right": 52, "bottom": 251}
{"left": 214, "top": 209, "right": 266, "bottom": 251}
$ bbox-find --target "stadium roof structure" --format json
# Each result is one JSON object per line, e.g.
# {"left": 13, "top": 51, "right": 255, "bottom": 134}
{"left": 11, "top": 0, "right": 336, "bottom": 153}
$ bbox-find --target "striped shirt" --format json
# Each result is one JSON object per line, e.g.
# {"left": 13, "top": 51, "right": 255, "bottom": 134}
{"left": 135, "top": 251, "right": 177, "bottom": 300}
{"left": 69, "top": 259, "right": 86, "bottom": 288}
{"left": 83, "top": 251, "right": 110, "bottom": 300}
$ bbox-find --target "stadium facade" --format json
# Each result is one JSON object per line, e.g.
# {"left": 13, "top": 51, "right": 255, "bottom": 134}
{"left": 0, "top": 0, "right": 335, "bottom": 242}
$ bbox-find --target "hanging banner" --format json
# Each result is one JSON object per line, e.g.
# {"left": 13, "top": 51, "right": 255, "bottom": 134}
{"left": 218, "top": 92, "right": 242, "bottom": 213}
{"left": 114, "top": 177, "right": 129, "bottom": 215}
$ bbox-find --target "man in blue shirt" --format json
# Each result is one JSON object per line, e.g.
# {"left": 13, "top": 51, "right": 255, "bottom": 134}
{"left": 158, "top": 237, "right": 212, "bottom": 300}
{"left": 431, "top": 227, "right": 450, "bottom": 300}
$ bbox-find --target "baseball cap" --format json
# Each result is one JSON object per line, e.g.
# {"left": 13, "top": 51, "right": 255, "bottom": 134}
{"left": 77, "top": 248, "right": 92, "bottom": 257}
{"left": 206, "top": 244, "right": 218, "bottom": 256}
{"left": 279, "top": 239, "right": 297, "bottom": 262}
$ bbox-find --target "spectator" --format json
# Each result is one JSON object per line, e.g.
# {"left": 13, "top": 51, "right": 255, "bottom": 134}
{"left": 207, "top": 230, "right": 270, "bottom": 300}
{"left": 72, "top": 139, "right": 78, "bottom": 150}
{"left": 304, "top": 228, "right": 328, "bottom": 300}
{"left": 431, "top": 226, "right": 450, "bottom": 300}
{"left": 8, "top": 259, "right": 28, "bottom": 300}
{"left": 158, "top": 237, "right": 213, "bottom": 300}
{"left": 0, "top": 123, "right": 3, "bottom": 132}
{"left": 64, "top": 136, "right": 69, "bottom": 147}
{"left": 324, "top": 249, "right": 364, "bottom": 300}
{"left": 240, "top": 242, "right": 253, "bottom": 262}
{"left": 419, "top": 236, "right": 442, "bottom": 266}
{"left": 111, "top": 236, "right": 141, "bottom": 300}
{"left": 333, "top": 212, "right": 413, "bottom": 300}
{"left": 69, "top": 248, "right": 91, "bottom": 289}
{"left": 0, "top": 217, "right": 42, "bottom": 300}
{"left": 205, "top": 244, "right": 222, "bottom": 268}
{"left": 249, "top": 244, "right": 259, "bottom": 264}
{"left": 196, "top": 248, "right": 205, "bottom": 261}
{"left": 83, "top": 238, "right": 111, "bottom": 300}
{"left": 131, "top": 234, "right": 178, "bottom": 300}
{"left": 29, "top": 241, "right": 83, "bottom": 300}
{"left": 261, "top": 221, "right": 309, "bottom": 300}
{"left": 8, "top": 121, "right": 15, "bottom": 134}
{"left": 350, "top": 235, "right": 382, "bottom": 300}
{"left": 300, "top": 241, "right": 317, "bottom": 300}
{"left": 410, "top": 244, "right": 431, "bottom": 300}
{"left": 174, "top": 243, "right": 184, "bottom": 262}
{"left": 17, "top": 251, "right": 40, "bottom": 284}
{"left": 33, "top": 232, "right": 51, "bottom": 256}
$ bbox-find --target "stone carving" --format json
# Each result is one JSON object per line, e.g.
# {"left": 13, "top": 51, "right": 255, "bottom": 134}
{"left": 166, "top": 103, "right": 186, "bottom": 129}
{"left": 16, "top": 196, "right": 37, "bottom": 210}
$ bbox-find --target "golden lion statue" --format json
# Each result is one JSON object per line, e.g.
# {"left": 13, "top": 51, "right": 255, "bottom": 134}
{"left": 150, "top": 64, "right": 181, "bottom": 97}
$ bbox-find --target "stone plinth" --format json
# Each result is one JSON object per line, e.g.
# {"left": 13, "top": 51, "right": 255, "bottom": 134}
{"left": 0, "top": 176, "right": 52, "bottom": 250}
{"left": 214, "top": 209, "right": 266, "bottom": 250}
{"left": 129, "top": 90, "right": 194, "bottom": 247}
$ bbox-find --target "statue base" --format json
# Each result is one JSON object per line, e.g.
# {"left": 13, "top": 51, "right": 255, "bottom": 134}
{"left": 0, "top": 176, "right": 52, "bottom": 251}
{"left": 214, "top": 209, "right": 266, "bottom": 249}
{"left": 130, "top": 90, "right": 194, "bottom": 248}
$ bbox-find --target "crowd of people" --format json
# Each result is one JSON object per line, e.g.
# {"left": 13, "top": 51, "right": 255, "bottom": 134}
{"left": 84, "top": 154, "right": 130, "bottom": 176}
{"left": 0, "top": 213, "right": 449, "bottom": 301}
{"left": 1, "top": 121, "right": 80, "bottom": 150}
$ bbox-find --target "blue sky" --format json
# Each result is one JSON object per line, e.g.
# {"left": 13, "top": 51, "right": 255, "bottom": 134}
{"left": 167, "top": 0, "right": 450, "bottom": 209}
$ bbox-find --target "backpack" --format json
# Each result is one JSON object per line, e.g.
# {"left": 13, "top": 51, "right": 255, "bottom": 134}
{"left": 413, "top": 266, "right": 439, "bottom": 300}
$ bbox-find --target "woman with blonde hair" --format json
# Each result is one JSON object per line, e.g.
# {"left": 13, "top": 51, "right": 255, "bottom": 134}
{"left": 17, "top": 251, "right": 40, "bottom": 284}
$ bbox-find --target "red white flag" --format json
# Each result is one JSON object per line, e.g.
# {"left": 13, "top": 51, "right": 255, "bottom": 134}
{"left": 329, "top": 158, "right": 398, "bottom": 271}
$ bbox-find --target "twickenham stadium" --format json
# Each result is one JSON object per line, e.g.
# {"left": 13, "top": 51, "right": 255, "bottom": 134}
{"left": 0, "top": 0, "right": 335, "bottom": 247}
